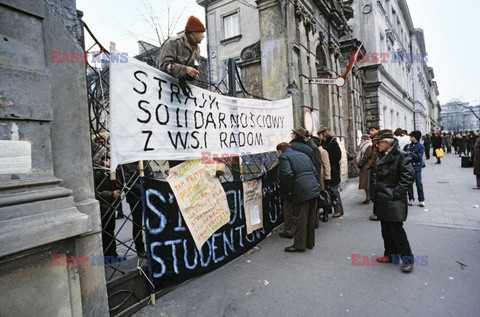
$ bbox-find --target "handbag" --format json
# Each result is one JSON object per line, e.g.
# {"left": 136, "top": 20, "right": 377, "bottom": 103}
{"left": 318, "top": 190, "right": 332, "bottom": 208}
{"left": 435, "top": 148, "right": 445, "bottom": 158}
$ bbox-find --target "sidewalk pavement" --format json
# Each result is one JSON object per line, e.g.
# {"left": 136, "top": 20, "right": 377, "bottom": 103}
{"left": 134, "top": 152, "right": 480, "bottom": 317}
{"left": 342, "top": 151, "right": 480, "bottom": 230}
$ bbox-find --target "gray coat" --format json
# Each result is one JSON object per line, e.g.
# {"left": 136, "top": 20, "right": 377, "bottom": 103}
{"left": 277, "top": 149, "right": 320, "bottom": 205}
{"left": 374, "top": 139, "right": 415, "bottom": 222}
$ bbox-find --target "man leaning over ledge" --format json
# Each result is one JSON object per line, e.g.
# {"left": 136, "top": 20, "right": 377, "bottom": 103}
{"left": 157, "top": 15, "right": 205, "bottom": 96}
{"left": 157, "top": 15, "right": 206, "bottom": 169}
{"left": 372, "top": 129, "right": 415, "bottom": 273}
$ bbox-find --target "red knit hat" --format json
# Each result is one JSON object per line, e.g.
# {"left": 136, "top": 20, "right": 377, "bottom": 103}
{"left": 185, "top": 16, "right": 206, "bottom": 32}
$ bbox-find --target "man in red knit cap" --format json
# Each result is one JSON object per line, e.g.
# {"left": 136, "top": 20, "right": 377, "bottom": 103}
{"left": 158, "top": 16, "right": 206, "bottom": 168}
{"left": 158, "top": 15, "right": 205, "bottom": 95}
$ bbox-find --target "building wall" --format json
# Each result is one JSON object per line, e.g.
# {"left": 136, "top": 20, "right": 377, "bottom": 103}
{"left": 348, "top": 0, "right": 436, "bottom": 134}
{"left": 204, "top": 0, "right": 260, "bottom": 85}
{"left": 200, "top": 0, "right": 360, "bottom": 183}
{"left": 0, "top": 0, "right": 108, "bottom": 315}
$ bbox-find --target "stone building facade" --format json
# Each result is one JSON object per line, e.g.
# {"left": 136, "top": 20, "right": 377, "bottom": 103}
{"left": 440, "top": 101, "right": 480, "bottom": 133}
{"left": 348, "top": 0, "right": 438, "bottom": 134}
{"left": 198, "top": 0, "right": 365, "bottom": 181}
{"left": 0, "top": 0, "right": 108, "bottom": 315}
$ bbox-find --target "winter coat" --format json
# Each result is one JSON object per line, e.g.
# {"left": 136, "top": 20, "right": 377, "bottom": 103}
{"left": 318, "top": 146, "right": 331, "bottom": 190}
{"left": 423, "top": 137, "right": 431, "bottom": 151}
{"left": 158, "top": 33, "right": 201, "bottom": 79}
{"left": 431, "top": 135, "right": 443, "bottom": 149}
{"left": 474, "top": 138, "right": 480, "bottom": 176}
{"left": 277, "top": 149, "right": 320, "bottom": 205}
{"left": 431, "top": 135, "right": 443, "bottom": 157}
{"left": 458, "top": 137, "right": 467, "bottom": 153}
{"left": 321, "top": 137, "right": 342, "bottom": 186}
{"left": 444, "top": 134, "right": 453, "bottom": 147}
{"left": 290, "top": 138, "right": 316, "bottom": 171}
{"left": 367, "top": 139, "right": 378, "bottom": 169}
{"left": 468, "top": 135, "right": 478, "bottom": 152}
{"left": 403, "top": 142, "right": 425, "bottom": 172}
{"left": 356, "top": 140, "right": 372, "bottom": 162}
{"left": 306, "top": 139, "right": 322, "bottom": 183}
{"left": 357, "top": 145, "right": 373, "bottom": 190}
{"left": 374, "top": 139, "right": 415, "bottom": 222}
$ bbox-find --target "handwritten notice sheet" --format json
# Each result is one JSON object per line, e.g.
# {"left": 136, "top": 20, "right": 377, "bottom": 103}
{"left": 243, "top": 179, "right": 263, "bottom": 234}
{"left": 167, "top": 159, "right": 230, "bottom": 250}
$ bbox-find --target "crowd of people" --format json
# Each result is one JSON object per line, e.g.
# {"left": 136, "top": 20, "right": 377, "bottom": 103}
{"left": 275, "top": 124, "right": 480, "bottom": 273}
{"left": 91, "top": 15, "right": 480, "bottom": 274}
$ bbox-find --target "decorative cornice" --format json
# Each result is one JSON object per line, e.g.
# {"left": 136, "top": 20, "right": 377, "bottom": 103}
{"left": 240, "top": 41, "right": 261, "bottom": 63}
{"left": 397, "top": 0, "right": 415, "bottom": 32}
{"left": 329, "top": 40, "right": 341, "bottom": 58}
{"left": 295, "top": 1, "right": 319, "bottom": 34}
{"left": 220, "top": 34, "right": 242, "bottom": 46}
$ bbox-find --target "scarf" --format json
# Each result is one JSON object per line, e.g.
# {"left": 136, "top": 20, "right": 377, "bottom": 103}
{"left": 356, "top": 140, "right": 372, "bottom": 162}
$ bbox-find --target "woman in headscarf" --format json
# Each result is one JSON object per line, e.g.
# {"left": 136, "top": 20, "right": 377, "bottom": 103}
{"left": 356, "top": 134, "right": 373, "bottom": 204}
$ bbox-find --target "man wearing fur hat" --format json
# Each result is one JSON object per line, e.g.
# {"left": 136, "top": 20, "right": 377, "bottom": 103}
{"left": 403, "top": 131, "right": 426, "bottom": 207}
{"left": 158, "top": 15, "right": 206, "bottom": 94}
{"left": 373, "top": 129, "right": 415, "bottom": 273}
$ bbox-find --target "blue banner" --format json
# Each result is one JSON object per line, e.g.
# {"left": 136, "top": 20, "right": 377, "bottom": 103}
{"left": 142, "top": 167, "right": 283, "bottom": 289}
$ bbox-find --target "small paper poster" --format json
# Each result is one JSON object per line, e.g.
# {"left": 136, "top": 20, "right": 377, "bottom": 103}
{"left": 243, "top": 179, "right": 263, "bottom": 234}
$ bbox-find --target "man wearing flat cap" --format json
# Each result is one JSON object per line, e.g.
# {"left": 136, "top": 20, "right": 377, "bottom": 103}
{"left": 373, "top": 129, "right": 416, "bottom": 273}
{"left": 403, "top": 131, "right": 425, "bottom": 207}
{"left": 158, "top": 15, "right": 206, "bottom": 94}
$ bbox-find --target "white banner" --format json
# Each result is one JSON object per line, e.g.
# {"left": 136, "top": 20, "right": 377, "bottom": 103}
{"left": 109, "top": 56, "right": 293, "bottom": 172}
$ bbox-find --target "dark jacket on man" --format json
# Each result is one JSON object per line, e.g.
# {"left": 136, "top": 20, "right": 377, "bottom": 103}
{"left": 474, "top": 137, "right": 480, "bottom": 176}
{"left": 321, "top": 136, "right": 342, "bottom": 186}
{"left": 277, "top": 148, "right": 320, "bottom": 205}
{"left": 290, "top": 139, "right": 314, "bottom": 164}
{"left": 374, "top": 139, "right": 415, "bottom": 222}
{"left": 306, "top": 139, "right": 322, "bottom": 182}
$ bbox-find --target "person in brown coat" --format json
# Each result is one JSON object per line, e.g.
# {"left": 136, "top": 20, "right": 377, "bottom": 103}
{"left": 473, "top": 132, "right": 480, "bottom": 189}
{"left": 367, "top": 124, "right": 381, "bottom": 221}
{"left": 356, "top": 134, "right": 373, "bottom": 204}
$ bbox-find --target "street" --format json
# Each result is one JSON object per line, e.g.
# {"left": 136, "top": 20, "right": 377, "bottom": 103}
{"left": 134, "top": 151, "right": 480, "bottom": 316}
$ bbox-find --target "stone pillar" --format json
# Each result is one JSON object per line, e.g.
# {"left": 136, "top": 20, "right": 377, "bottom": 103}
{"left": 256, "top": 0, "right": 289, "bottom": 100}
{"left": 0, "top": 0, "right": 108, "bottom": 315}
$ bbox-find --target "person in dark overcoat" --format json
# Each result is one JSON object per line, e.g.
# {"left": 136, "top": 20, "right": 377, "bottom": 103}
{"left": 118, "top": 162, "right": 154, "bottom": 258}
{"left": 473, "top": 133, "right": 480, "bottom": 189}
{"left": 423, "top": 133, "right": 431, "bottom": 159}
{"left": 431, "top": 131, "right": 443, "bottom": 164}
{"left": 317, "top": 127, "right": 344, "bottom": 218}
{"left": 372, "top": 130, "right": 415, "bottom": 273}
{"left": 279, "top": 127, "right": 320, "bottom": 238}
{"left": 367, "top": 125, "right": 381, "bottom": 221}
{"left": 404, "top": 131, "right": 425, "bottom": 207}
{"left": 276, "top": 142, "right": 320, "bottom": 252}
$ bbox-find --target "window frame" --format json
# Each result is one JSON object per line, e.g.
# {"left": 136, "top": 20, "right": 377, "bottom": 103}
{"left": 221, "top": 9, "right": 241, "bottom": 41}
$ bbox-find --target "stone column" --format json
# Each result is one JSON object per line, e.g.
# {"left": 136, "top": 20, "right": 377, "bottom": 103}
{"left": 0, "top": 0, "right": 108, "bottom": 315}
{"left": 256, "top": 0, "right": 289, "bottom": 100}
